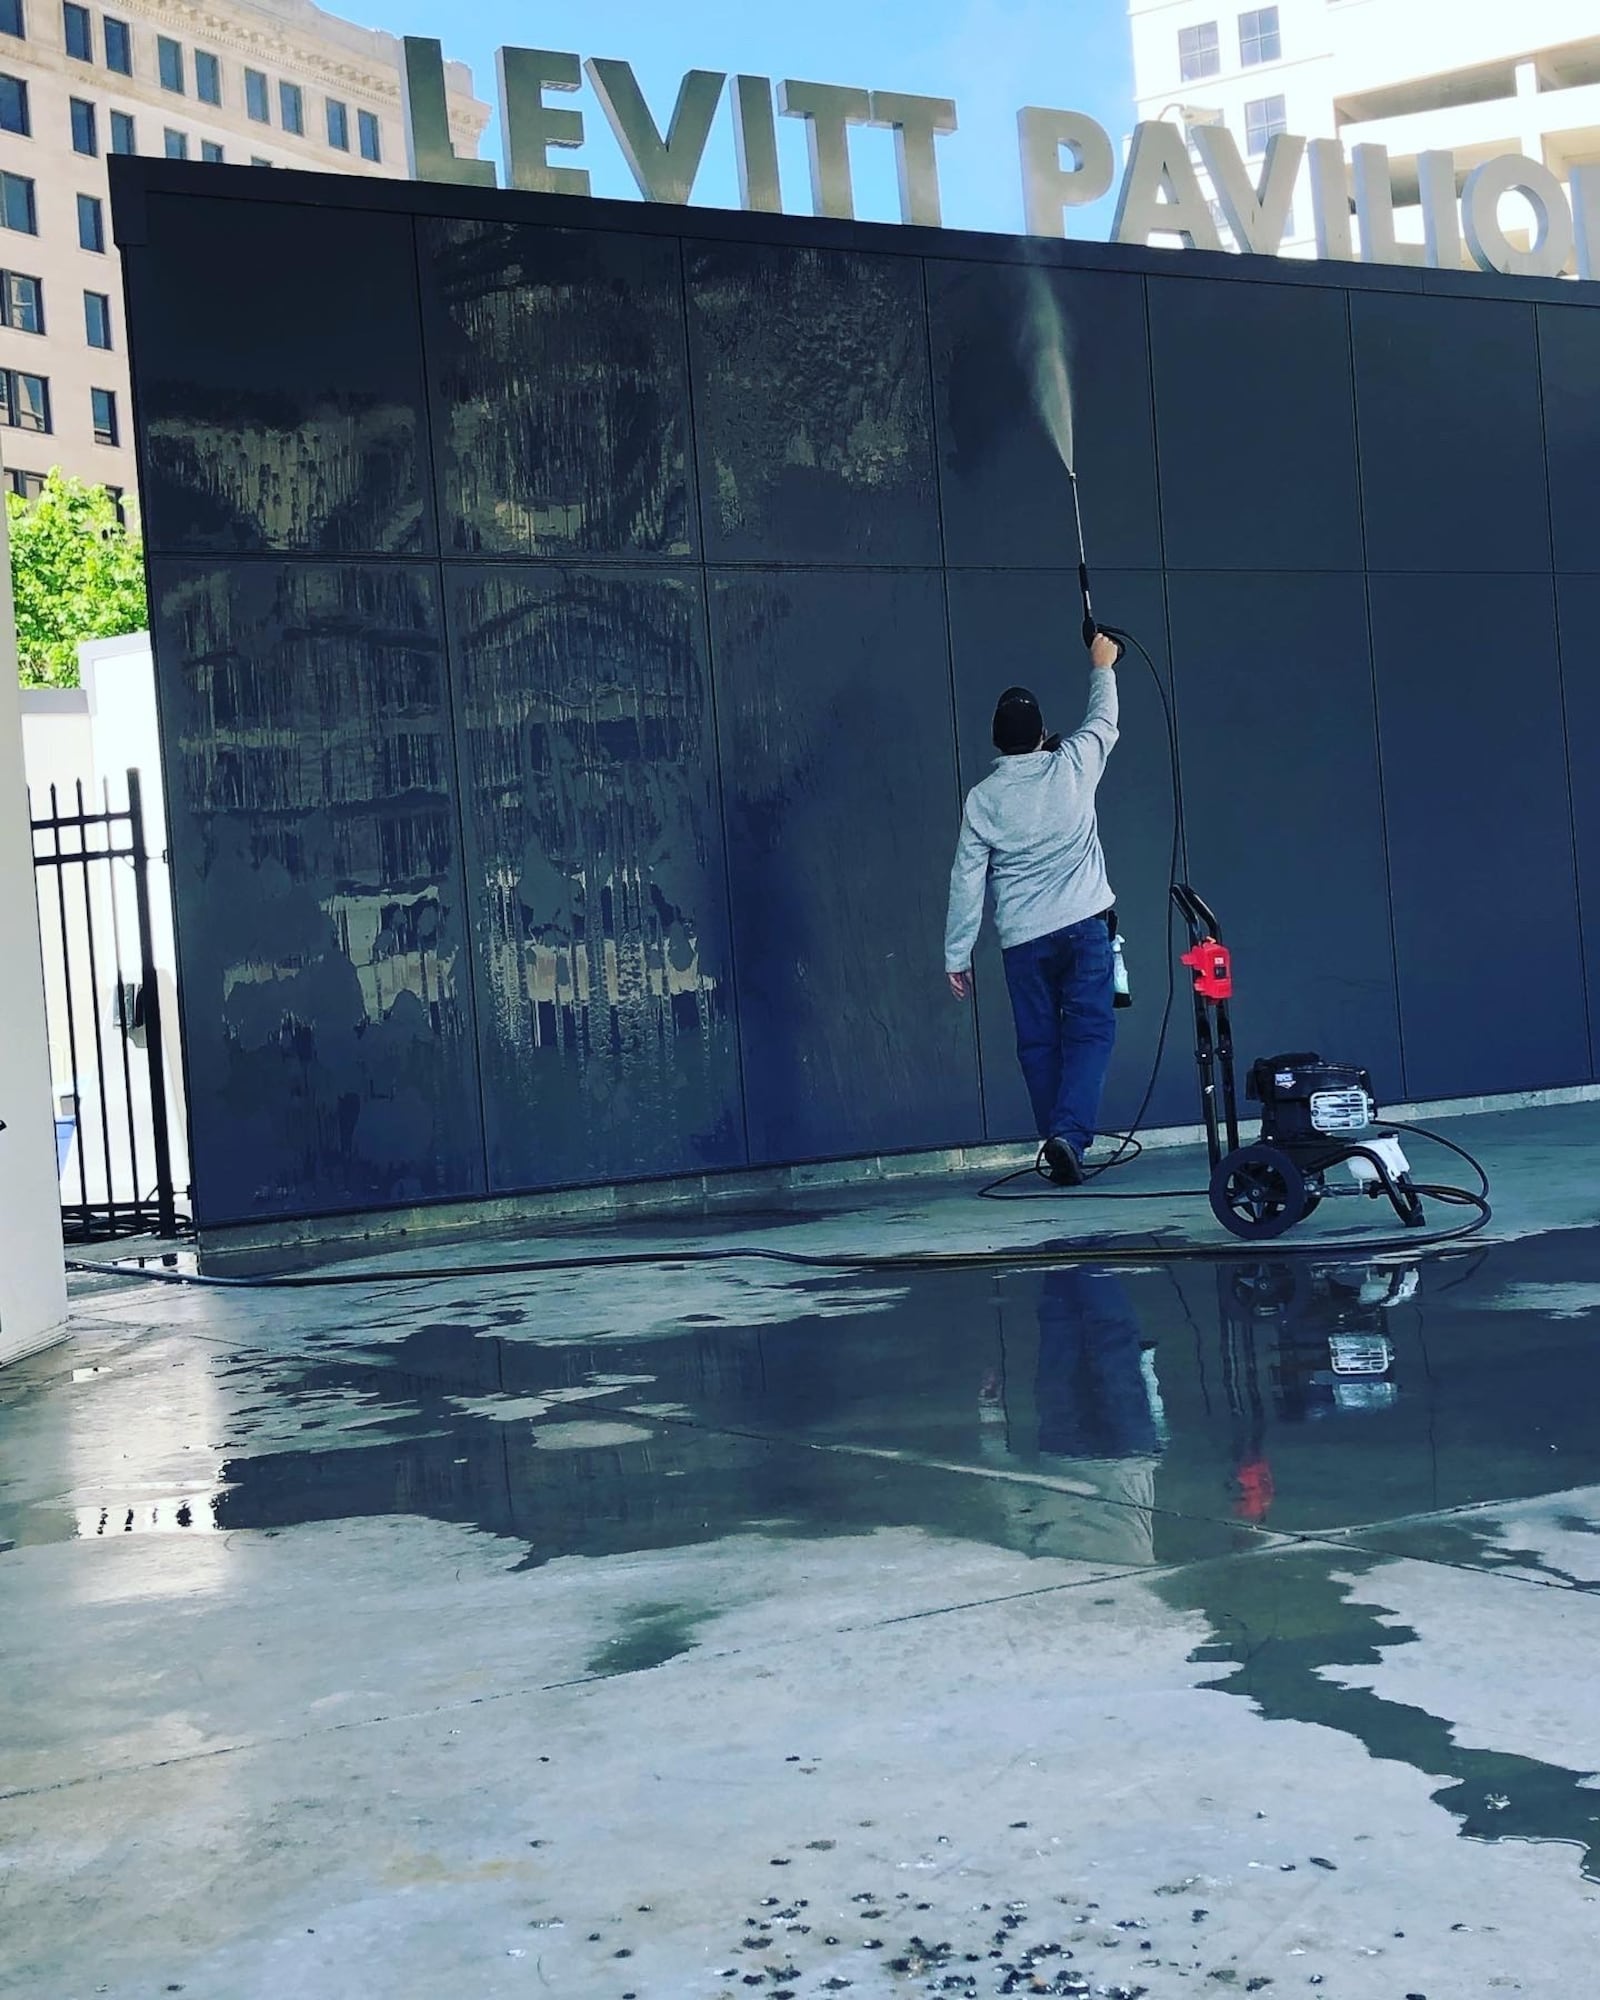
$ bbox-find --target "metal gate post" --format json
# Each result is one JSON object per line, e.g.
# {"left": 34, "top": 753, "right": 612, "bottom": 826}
{"left": 126, "top": 768, "right": 176, "bottom": 1238}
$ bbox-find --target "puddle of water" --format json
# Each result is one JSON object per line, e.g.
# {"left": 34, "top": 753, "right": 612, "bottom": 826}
{"left": 583, "top": 1600, "right": 713, "bottom": 1676}
{"left": 20, "top": 1223, "right": 1600, "bottom": 1885}
{"left": 35, "top": 1228, "right": 1600, "bottom": 1572}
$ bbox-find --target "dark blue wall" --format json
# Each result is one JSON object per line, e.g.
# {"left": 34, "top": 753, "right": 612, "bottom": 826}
{"left": 114, "top": 163, "right": 1600, "bottom": 1227}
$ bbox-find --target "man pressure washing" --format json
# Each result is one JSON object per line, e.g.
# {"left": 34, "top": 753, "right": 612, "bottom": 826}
{"left": 944, "top": 631, "right": 1123, "bottom": 1186}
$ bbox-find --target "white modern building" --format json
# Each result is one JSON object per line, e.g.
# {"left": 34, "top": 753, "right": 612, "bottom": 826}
{"left": 1128, "top": 0, "right": 1600, "bottom": 258}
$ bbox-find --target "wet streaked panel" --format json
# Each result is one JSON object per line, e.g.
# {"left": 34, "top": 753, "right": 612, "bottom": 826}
{"left": 448, "top": 565, "right": 745, "bottom": 1188}
{"left": 126, "top": 195, "right": 432, "bottom": 556}
{"left": 709, "top": 567, "right": 982, "bottom": 1162}
{"left": 686, "top": 240, "right": 940, "bottom": 565}
{"left": 418, "top": 219, "right": 694, "bottom": 559}
{"left": 149, "top": 559, "right": 485, "bottom": 1224}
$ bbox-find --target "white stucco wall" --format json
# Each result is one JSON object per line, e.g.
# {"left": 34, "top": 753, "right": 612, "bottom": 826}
{"left": 0, "top": 515, "right": 69, "bottom": 1364}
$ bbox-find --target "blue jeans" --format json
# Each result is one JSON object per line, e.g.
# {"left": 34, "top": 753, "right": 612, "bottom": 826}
{"left": 1002, "top": 915, "right": 1116, "bottom": 1155}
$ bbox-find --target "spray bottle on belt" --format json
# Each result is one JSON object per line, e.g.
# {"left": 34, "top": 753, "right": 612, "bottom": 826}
{"left": 1106, "top": 909, "right": 1132, "bottom": 1009}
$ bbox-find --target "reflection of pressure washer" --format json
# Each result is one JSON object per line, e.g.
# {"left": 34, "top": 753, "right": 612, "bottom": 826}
{"left": 1172, "top": 885, "right": 1432, "bottom": 1240}
{"left": 1214, "top": 1257, "right": 1417, "bottom": 1518}
{"left": 1226, "top": 1260, "right": 1419, "bottom": 1420}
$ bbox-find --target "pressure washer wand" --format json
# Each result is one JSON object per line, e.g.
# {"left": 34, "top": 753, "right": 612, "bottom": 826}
{"left": 1066, "top": 468, "right": 1099, "bottom": 647}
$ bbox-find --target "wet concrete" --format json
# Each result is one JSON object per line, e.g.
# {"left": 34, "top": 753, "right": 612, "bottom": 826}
{"left": 7, "top": 1107, "right": 1600, "bottom": 1996}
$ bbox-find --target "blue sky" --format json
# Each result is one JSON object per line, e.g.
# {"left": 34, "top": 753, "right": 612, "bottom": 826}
{"left": 338, "top": 0, "right": 1134, "bottom": 239}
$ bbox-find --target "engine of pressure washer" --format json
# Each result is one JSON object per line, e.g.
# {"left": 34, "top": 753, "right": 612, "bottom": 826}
{"left": 1247, "top": 1054, "right": 1377, "bottom": 1144}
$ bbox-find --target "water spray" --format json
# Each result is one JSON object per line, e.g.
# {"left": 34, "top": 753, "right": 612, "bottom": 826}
{"left": 1021, "top": 272, "right": 1111, "bottom": 652}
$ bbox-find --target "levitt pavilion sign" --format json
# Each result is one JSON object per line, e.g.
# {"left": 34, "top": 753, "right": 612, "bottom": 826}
{"left": 400, "top": 36, "right": 1600, "bottom": 283}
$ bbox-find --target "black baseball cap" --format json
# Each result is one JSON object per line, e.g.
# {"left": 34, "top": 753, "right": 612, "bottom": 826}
{"left": 992, "top": 686, "right": 1044, "bottom": 753}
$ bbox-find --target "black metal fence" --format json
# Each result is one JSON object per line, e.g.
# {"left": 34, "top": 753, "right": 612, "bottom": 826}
{"left": 30, "top": 768, "right": 179, "bottom": 1241}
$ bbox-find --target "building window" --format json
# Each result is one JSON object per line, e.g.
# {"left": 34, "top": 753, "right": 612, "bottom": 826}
{"left": 1239, "top": 6, "right": 1281, "bottom": 66}
{"left": 1178, "top": 21, "right": 1220, "bottom": 81}
{"left": 109, "top": 108, "right": 133, "bottom": 152}
{"left": 195, "top": 48, "right": 220, "bottom": 104}
{"left": 326, "top": 96, "right": 348, "bottom": 150}
{"left": 0, "top": 72, "right": 27, "bottom": 133}
{"left": 77, "top": 190, "right": 103, "bottom": 251}
{"left": 104, "top": 481, "right": 124, "bottom": 521}
{"left": 250, "top": 153, "right": 270, "bottom": 166}
{"left": 84, "top": 287, "right": 110, "bottom": 346}
{"left": 157, "top": 33, "right": 183, "bottom": 92}
{"left": 0, "top": 169, "right": 34, "bottom": 232}
{"left": 2, "top": 269, "right": 41, "bottom": 330}
{"left": 0, "top": 0, "right": 21, "bottom": 40}
{"left": 70, "top": 95, "right": 96, "bottom": 153}
{"left": 164, "top": 127, "right": 186, "bottom": 158}
{"left": 90, "top": 385, "right": 117, "bottom": 444}
{"left": 62, "top": 0, "right": 89, "bottom": 59}
{"left": 357, "top": 108, "right": 380, "bottom": 161}
{"left": 1244, "top": 92, "right": 1288, "bottom": 155}
{"left": 8, "top": 467, "right": 45, "bottom": 499}
{"left": 103, "top": 14, "right": 130, "bottom": 73}
{"left": 278, "top": 79, "right": 302, "bottom": 134}
{"left": 0, "top": 368, "right": 50, "bottom": 431}
{"left": 200, "top": 138, "right": 222, "bottom": 162}
{"left": 244, "top": 66, "right": 268, "bottom": 122}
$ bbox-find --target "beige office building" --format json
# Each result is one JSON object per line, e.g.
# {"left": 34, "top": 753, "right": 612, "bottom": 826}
{"left": 0, "top": 0, "right": 487, "bottom": 507}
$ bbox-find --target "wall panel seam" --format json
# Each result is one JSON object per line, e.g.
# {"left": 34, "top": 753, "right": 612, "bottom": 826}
{"left": 680, "top": 235, "right": 755, "bottom": 1170}
{"left": 410, "top": 209, "right": 492, "bottom": 1198}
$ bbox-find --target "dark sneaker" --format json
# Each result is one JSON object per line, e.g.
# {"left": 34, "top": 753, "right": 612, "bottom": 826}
{"left": 1042, "top": 1137, "right": 1084, "bottom": 1186}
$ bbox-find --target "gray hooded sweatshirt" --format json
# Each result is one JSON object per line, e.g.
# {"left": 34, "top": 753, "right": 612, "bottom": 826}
{"left": 944, "top": 669, "right": 1118, "bottom": 973}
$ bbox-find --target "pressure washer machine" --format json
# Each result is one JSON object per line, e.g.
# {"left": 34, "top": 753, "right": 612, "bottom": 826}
{"left": 1172, "top": 885, "right": 1427, "bottom": 1241}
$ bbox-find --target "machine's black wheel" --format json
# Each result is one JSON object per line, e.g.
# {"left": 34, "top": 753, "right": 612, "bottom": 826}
{"left": 1210, "top": 1144, "right": 1310, "bottom": 1241}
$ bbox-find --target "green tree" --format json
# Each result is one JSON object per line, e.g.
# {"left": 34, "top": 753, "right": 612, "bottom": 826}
{"left": 9, "top": 471, "right": 147, "bottom": 687}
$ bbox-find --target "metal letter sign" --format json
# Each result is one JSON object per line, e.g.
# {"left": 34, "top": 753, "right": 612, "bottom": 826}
{"left": 400, "top": 39, "right": 1598, "bottom": 281}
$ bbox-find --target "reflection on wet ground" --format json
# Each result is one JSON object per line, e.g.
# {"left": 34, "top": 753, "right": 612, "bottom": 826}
{"left": 28, "top": 1232, "right": 1600, "bottom": 1565}
{"left": 10, "top": 1219, "right": 1600, "bottom": 1935}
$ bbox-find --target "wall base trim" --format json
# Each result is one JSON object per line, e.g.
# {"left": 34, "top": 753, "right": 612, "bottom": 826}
{"left": 0, "top": 1321, "right": 72, "bottom": 1370}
